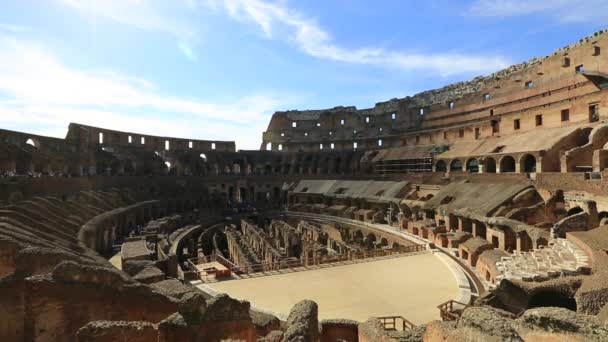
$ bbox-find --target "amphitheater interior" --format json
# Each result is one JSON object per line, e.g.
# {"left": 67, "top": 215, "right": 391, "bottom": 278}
{"left": 3, "top": 30, "right": 608, "bottom": 342}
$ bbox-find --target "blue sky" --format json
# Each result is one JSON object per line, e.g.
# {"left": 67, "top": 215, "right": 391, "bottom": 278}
{"left": 0, "top": 0, "right": 606, "bottom": 150}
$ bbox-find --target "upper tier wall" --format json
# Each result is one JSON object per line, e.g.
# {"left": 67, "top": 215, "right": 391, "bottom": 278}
{"left": 67, "top": 123, "right": 236, "bottom": 152}
{"left": 262, "top": 29, "right": 608, "bottom": 152}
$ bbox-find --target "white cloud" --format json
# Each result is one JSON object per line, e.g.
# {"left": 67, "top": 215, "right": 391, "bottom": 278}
{"left": 468, "top": 0, "right": 608, "bottom": 22}
{"left": 0, "top": 34, "right": 289, "bottom": 150}
{"left": 58, "top": 0, "right": 199, "bottom": 60}
{"left": 208, "top": 0, "right": 512, "bottom": 76}
{"left": 178, "top": 41, "right": 198, "bottom": 61}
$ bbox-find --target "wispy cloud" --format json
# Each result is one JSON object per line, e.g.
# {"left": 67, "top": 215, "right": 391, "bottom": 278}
{"left": 178, "top": 41, "right": 198, "bottom": 61}
{"left": 57, "top": 0, "right": 199, "bottom": 60}
{"left": 0, "top": 23, "right": 30, "bottom": 33}
{"left": 468, "top": 0, "right": 608, "bottom": 22}
{"left": 0, "top": 34, "right": 291, "bottom": 149}
{"left": 208, "top": 0, "right": 512, "bottom": 76}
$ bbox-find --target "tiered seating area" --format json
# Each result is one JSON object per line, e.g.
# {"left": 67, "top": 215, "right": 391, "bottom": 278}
{"left": 495, "top": 238, "right": 590, "bottom": 283}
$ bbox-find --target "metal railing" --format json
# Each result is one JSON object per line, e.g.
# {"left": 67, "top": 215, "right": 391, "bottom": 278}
{"left": 378, "top": 316, "right": 416, "bottom": 331}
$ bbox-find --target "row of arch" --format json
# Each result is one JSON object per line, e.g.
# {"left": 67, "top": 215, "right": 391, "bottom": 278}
{"left": 435, "top": 154, "right": 537, "bottom": 174}
{"left": 163, "top": 151, "right": 365, "bottom": 177}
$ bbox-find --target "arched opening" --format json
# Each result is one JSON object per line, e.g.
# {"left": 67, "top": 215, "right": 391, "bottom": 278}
{"left": 536, "top": 237, "right": 548, "bottom": 248}
{"left": 500, "top": 156, "right": 516, "bottom": 173}
{"left": 124, "top": 160, "right": 135, "bottom": 175}
{"left": 466, "top": 159, "right": 479, "bottom": 173}
{"left": 475, "top": 222, "right": 487, "bottom": 239}
{"left": 233, "top": 162, "right": 242, "bottom": 174}
{"left": 364, "top": 233, "right": 377, "bottom": 250}
{"left": 521, "top": 154, "right": 537, "bottom": 173}
{"left": 519, "top": 232, "right": 533, "bottom": 252}
{"left": 353, "top": 230, "right": 364, "bottom": 244}
{"left": 449, "top": 159, "right": 462, "bottom": 172}
{"left": 575, "top": 127, "right": 592, "bottom": 147}
{"left": 529, "top": 291, "right": 577, "bottom": 311}
{"left": 485, "top": 157, "right": 497, "bottom": 173}
{"left": 435, "top": 160, "right": 447, "bottom": 172}
{"left": 567, "top": 207, "right": 584, "bottom": 216}
{"left": 26, "top": 138, "right": 38, "bottom": 148}
{"left": 263, "top": 164, "right": 272, "bottom": 175}
{"left": 333, "top": 157, "right": 342, "bottom": 174}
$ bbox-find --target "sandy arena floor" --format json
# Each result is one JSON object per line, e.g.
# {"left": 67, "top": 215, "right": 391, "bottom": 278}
{"left": 201, "top": 253, "right": 458, "bottom": 324}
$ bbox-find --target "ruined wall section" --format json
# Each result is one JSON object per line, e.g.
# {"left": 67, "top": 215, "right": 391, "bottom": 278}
{"left": 67, "top": 123, "right": 235, "bottom": 152}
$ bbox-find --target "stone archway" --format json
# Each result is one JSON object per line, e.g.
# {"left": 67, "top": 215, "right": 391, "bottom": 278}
{"left": 500, "top": 156, "right": 516, "bottom": 173}
{"left": 466, "top": 158, "right": 479, "bottom": 173}
{"left": 485, "top": 157, "right": 497, "bottom": 173}
{"left": 521, "top": 154, "right": 537, "bottom": 173}
{"left": 450, "top": 159, "right": 462, "bottom": 172}
{"left": 435, "top": 160, "right": 447, "bottom": 172}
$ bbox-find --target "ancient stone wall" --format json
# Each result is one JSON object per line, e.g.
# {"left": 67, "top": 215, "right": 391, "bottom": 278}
{"left": 262, "top": 30, "right": 608, "bottom": 154}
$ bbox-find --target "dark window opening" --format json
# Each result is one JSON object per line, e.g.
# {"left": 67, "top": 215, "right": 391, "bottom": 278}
{"left": 514, "top": 119, "right": 521, "bottom": 130}
{"left": 561, "top": 109, "right": 570, "bottom": 122}
{"left": 589, "top": 104, "right": 599, "bottom": 122}
{"left": 593, "top": 46, "right": 601, "bottom": 56}
{"left": 459, "top": 129, "right": 464, "bottom": 138}
{"left": 475, "top": 128, "right": 480, "bottom": 139}
{"left": 535, "top": 114, "right": 543, "bottom": 126}
{"left": 575, "top": 64, "right": 585, "bottom": 73}
{"left": 491, "top": 120, "right": 500, "bottom": 134}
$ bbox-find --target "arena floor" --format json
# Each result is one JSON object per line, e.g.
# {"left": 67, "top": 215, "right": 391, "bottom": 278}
{"left": 199, "top": 252, "right": 458, "bottom": 324}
